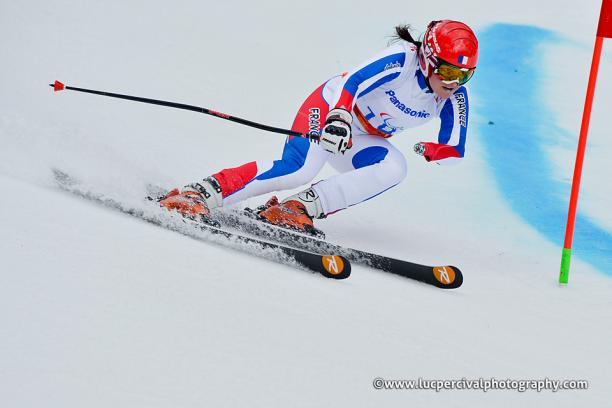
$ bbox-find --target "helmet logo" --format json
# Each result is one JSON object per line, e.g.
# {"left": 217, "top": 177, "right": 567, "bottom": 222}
{"left": 419, "top": 42, "right": 437, "bottom": 77}
{"left": 431, "top": 25, "right": 442, "bottom": 53}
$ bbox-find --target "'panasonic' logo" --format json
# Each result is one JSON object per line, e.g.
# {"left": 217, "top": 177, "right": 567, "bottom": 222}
{"left": 385, "top": 90, "right": 430, "bottom": 118}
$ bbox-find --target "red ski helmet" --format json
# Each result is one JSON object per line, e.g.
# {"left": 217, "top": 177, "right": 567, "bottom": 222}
{"left": 418, "top": 20, "right": 478, "bottom": 79}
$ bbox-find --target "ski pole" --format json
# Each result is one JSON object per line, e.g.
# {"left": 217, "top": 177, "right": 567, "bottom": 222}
{"left": 49, "top": 80, "right": 315, "bottom": 140}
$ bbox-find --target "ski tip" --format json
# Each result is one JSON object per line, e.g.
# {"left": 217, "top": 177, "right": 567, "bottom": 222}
{"left": 50, "top": 80, "right": 65, "bottom": 92}
{"left": 432, "top": 265, "right": 463, "bottom": 289}
{"left": 321, "top": 255, "right": 351, "bottom": 280}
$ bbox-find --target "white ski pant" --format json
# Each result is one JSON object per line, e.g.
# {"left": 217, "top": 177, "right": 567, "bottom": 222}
{"left": 221, "top": 129, "right": 407, "bottom": 216}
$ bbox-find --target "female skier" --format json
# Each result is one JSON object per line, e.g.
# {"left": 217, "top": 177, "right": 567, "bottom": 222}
{"left": 160, "top": 20, "right": 479, "bottom": 234}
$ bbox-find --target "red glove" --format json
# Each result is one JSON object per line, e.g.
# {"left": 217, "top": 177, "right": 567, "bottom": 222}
{"left": 414, "top": 142, "right": 461, "bottom": 162}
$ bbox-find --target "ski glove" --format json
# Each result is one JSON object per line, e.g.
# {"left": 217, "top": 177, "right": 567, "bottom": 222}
{"left": 414, "top": 142, "right": 462, "bottom": 162}
{"left": 320, "top": 108, "right": 352, "bottom": 154}
{"left": 414, "top": 142, "right": 427, "bottom": 157}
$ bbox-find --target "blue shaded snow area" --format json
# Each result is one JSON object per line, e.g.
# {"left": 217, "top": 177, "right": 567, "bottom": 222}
{"left": 473, "top": 23, "right": 611, "bottom": 274}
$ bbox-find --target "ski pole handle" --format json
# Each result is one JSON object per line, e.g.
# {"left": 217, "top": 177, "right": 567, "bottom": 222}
{"left": 49, "top": 80, "right": 317, "bottom": 140}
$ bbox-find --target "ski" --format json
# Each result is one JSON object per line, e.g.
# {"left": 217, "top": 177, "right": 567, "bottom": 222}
{"left": 212, "top": 208, "right": 463, "bottom": 289}
{"left": 52, "top": 170, "right": 351, "bottom": 280}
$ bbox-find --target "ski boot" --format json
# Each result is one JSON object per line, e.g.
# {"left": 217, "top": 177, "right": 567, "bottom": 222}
{"left": 158, "top": 177, "right": 223, "bottom": 226}
{"left": 254, "top": 188, "right": 326, "bottom": 238}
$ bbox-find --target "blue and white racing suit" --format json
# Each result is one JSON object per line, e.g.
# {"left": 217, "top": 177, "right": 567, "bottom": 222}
{"left": 211, "top": 41, "right": 470, "bottom": 216}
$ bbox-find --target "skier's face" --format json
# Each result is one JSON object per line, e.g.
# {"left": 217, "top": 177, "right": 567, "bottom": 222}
{"left": 429, "top": 73, "right": 460, "bottom": 99}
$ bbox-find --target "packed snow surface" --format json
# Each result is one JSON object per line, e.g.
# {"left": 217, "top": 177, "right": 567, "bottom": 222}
{"left": 1, "top": 1, "right": 611, "bottom": 406}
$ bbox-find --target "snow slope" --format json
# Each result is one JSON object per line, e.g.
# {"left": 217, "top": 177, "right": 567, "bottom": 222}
{"left": 1, "top": 1, "right": 611, "bottom": 407}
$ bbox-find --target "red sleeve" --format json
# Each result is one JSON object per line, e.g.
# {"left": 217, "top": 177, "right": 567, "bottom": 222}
{"left": 420, "top": 142, "right": 462, "bottom": 162}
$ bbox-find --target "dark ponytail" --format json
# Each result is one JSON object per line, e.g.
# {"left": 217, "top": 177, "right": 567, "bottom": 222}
{"left": 390, "top": 24, "right": 422, "bottom": 47}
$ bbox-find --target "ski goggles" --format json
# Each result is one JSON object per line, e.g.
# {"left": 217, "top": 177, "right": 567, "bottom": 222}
{"left": 433, "top": 61, "right": 475, "bottom": 85}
